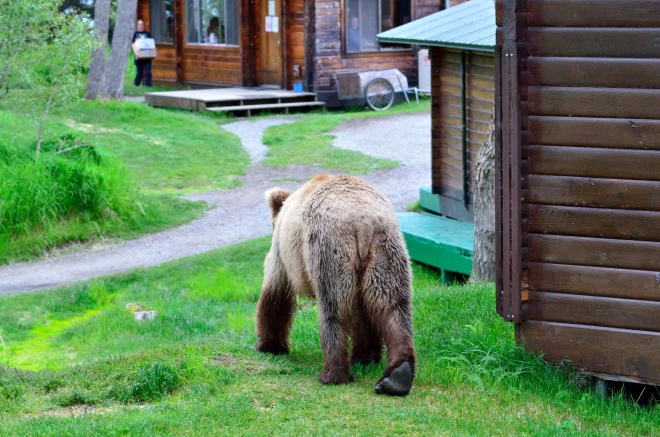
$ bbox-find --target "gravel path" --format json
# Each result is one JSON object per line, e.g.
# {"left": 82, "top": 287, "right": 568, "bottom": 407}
{"left": 0, "top": 112, "right": 430, "bottom": 295}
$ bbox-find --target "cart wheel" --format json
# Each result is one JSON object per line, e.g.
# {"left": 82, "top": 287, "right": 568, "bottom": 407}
{"left": 365, "top": 78, "right": 395, "bottom": 111}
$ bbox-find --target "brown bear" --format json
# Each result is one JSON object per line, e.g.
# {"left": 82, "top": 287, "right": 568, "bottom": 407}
{"left": 256, "top": 174, "right": 416, "bottom": 396}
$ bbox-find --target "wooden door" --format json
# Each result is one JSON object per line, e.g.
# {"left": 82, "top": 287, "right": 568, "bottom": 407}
{"left": 258, "top": 0, "right": 284, "bottom": 87}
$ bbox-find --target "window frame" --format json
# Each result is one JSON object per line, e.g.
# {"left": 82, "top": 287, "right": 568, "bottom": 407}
{"left": 342, "top": 0, "right": 414, "bottom": 56}
{"left": 184, "top": 0, "right": 240, "bottom": 48}
{"left": 149, "top": 0, "right": 175, "bottom": 45}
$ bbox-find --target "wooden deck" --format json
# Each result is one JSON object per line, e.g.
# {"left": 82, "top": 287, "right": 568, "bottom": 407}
{"left": 397, "top": 212, "right": 474, "bottom": 283}
{"left": 145, "top": 88, "right": 325, "bottom": 115}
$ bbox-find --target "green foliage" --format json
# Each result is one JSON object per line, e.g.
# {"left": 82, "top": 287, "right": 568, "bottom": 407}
{"left": 0, "top": 0, "right": 94, "bottom": 149}
{"left": 0, "top": 237, "right": 658, "bottom": 435}
{"left": 0, "top": 103, "right": 209, "bottom": 264}
{"left": 0, "top": 135, "right": 134, "bottom": 234}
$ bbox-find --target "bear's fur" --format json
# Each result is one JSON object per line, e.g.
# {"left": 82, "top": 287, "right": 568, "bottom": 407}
{"left": 256, "top": 174, "right": 416, "bottom": 396}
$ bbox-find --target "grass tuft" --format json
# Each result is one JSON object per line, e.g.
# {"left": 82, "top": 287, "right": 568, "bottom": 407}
{"left": 122, "top": 362, "right": 181, "bottom": 403}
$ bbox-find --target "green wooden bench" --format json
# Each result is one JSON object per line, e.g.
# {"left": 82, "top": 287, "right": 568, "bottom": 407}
{"left": 397, "top": 211, "right": 474, "bottom": 284}
{"left": 419, "top": 186, "right": 441, "bottom": 214}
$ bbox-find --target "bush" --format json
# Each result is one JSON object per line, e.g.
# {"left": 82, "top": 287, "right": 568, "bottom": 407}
{"left": 0, "top": 135, "right": 138, "bottom": 237}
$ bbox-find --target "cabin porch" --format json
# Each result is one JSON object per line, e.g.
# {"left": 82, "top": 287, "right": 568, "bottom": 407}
{"left": 145, "top": 87, "right": 325, "bottom": 116}
{"left": 397, "top": 187, "right": 474, "bottom": 284}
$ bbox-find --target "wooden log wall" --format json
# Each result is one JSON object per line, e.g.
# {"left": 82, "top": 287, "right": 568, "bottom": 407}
{"left": 430, "top": 48, "right": 495, "bottom": 215}
{"left": 285, "top": 0, "right": 306, "bottom": 90}
{"left": 313, "top": 0, "right": 442, "bottom": 96}
{"left": 139, "top": 0, "right": 243, "bottom": 87}
{"left": 497, "top": 0, "right": 660, "bottom": 385}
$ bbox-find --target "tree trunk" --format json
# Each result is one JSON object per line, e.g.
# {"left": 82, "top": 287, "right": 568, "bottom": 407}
{"left": 102, "top": 0, "right": 137, "bottom": 100}
{"left": 471, "top": 110, "right": 496, "bottom": 282}
{"left": 84, "top": 0, "right": 111, "bottom": 100}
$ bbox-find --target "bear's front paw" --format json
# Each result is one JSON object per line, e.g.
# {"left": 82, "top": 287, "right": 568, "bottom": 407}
{"left": 374, "top": 361, "right": 413, "bottom": 396}
{"left": 319, "top": 368, "right": 355, "bottom": 385}
{"left": 256, "top": 341, "right": 289, "bottom": 355}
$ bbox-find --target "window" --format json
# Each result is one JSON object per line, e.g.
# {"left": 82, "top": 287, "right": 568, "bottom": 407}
{"left": 186, "top": 0, "right": 239, "bottom": 45}
{"left": 149, "top": 0, "right": 175, "bottom": 44}
{"left": 345, "top": 0, "right": 411, "bottom": 53}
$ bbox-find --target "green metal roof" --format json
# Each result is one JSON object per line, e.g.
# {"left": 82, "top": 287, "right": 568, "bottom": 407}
{"left": 377, "top": 0, "right": 495, "bottom": 51}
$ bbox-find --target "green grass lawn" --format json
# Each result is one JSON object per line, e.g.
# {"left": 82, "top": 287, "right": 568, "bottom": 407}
{"left": 1, "top": 237, "right": 657, "bottom": 436}
{"left": 0, "top": 95, "right": 250, "bottom": 263}
{"left": 0, "top": 193, "right": 206, "bottom": 265}
{"left": 51, "top": 100, "right": 248, "bottom": 193}
{"left": 262, "top": 100, "right": 430, "bottom": 173}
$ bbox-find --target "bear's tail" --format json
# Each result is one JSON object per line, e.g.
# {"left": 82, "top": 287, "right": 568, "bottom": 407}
{"left": 265, "top": 188, "right": 291, "bottom": 219}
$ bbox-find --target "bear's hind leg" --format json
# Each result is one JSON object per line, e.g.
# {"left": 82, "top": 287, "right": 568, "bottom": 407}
{"left": 363, "top": 239, "right": 416, "bottom": 396}
{"left": 350, "top": 300, "right": 382, "bottom": 366}
{"left": 317, "top": 298, "right": 355, "bottom": 385}
{"left": 372, "top": 307, "right": 416, "bottom": 396}
{"left": 256, "top": 254, "right": 296, "bottom": 355}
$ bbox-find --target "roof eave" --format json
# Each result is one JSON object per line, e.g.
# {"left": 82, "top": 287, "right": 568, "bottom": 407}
{"left": 376, "top": 37, "right": 495, "bottom": 52}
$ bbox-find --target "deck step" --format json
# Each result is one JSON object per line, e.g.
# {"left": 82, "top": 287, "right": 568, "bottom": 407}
{"left": 419, "top": 186, "right": 441, "bottom": 214}
{"left": 145, "top": 88, "right": 322, "bottom": 112}
{"left": 397, "top": 212, "right": 474, "bottom": 282}
{"left": 206, "top": 101, "right": 325, "bottom": 113}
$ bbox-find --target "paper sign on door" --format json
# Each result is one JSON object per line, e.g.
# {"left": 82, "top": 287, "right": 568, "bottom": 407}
{"left": 265, "top": 16, "right": 272, "bottom": 32}
{"left": 268, "top": 1, "right": 276, "bottom": 16}
{"left": 272, "top": 16, "right": 279, "bottom": 32}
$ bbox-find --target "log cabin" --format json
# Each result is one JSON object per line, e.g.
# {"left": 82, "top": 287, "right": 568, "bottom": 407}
{"left": 376, "top": 0, "right": 495, "bottom": 283}
{"left": 496, "top": 0, "right": 660, "bottom": 386}
{"left": 379, "top": 0, "right": 496, "bottom": 223}
{"left": 136, "top": 0, "right": 450, "bottom": 104}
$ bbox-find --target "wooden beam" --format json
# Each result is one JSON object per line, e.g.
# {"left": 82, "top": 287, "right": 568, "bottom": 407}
{"left": 528, "top": 262, "right": 660, "bottom": 302}
{"left": 528, "top": 86, "right": 660, "bottom": 119}
{"left": 528, "top": 146, "right": 660, "bottom": 181}
{"left": 527, "top": 175, "right": 660, "bottom": 212}
{"left": 526, "top": 0, "right": 660, "bottom": 28}
{"left": 528, "top": 204, "right": 660, "bottom": 242}
{"left": 528, "top": 234, "right": 660, "bottom": 271}
{"left": 528, "top": 116, "right": 660, "bottom": 150}
{"left": 528, "top": 28, "right": 660, "bottom": 58}
{"left": 519, "top": 321, "right": 660, "bottom": 385}
{"left": 173, "top": 0, "right": 184, "bottom": 86}
{"left": 527, "top": 291, "right": 660, "bottom": 332}
{"left": 528, "top": 57, "right": 660, "bottom": 89}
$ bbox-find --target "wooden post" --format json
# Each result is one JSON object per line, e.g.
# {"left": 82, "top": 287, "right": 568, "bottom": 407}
{"left": 499, "top": 0, "right": 526, "bottom": 322}
{"left": 174, "top": 0, "right": 185, "bottom": 87}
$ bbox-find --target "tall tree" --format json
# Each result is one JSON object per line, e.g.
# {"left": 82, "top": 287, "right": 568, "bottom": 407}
{"left": 84, "top": 0, "right": 112, "bottom": 99}
{"left": 102, "top": 0, "right": 137, "bottom": 99}
{"left": 471, "top": 111, "right": 496, "bottom": 282}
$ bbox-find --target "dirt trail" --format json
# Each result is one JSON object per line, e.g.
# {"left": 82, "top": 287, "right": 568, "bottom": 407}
{"left": 0, "top": 113, "right": 430, "bottom": 295}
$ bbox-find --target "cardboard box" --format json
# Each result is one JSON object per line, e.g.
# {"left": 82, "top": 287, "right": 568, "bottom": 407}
{"left": 135, "top": 38, "right": 157, "bottom": 60}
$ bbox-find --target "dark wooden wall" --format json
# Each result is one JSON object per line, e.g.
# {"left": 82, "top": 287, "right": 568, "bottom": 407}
{"left": 497, "top": 0, "right": 660, "bottom": 385}
{"left": 139, "top": 0, "right": 243, "bottom": 87}
{"left": 313, "top": 0, "right": 442, "bottom": 101}
{"left": 141, "top": 0, "right": 444, "bottom": 92}
{"left": 137, "top": 0, "right": 178, "bottom": 83}
{"left": 285, "top": 0, "right": 306, "bottom": 90}
{"left": 430, "top": 47, "right": 494, "bottom": 221}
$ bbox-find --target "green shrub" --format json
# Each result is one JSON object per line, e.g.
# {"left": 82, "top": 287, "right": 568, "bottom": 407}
{"left": 0, "top": 135, "right": 137, "bottom": 238}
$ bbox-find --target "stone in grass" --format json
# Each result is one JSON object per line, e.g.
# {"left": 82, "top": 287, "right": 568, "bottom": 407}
{"left": 125, "top": 303, "right": 158, "bottom": 322}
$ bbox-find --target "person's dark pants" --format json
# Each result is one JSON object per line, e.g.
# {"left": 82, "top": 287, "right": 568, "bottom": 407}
{"left": 134, "top": 60, "right": 152, "bottom": 87}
